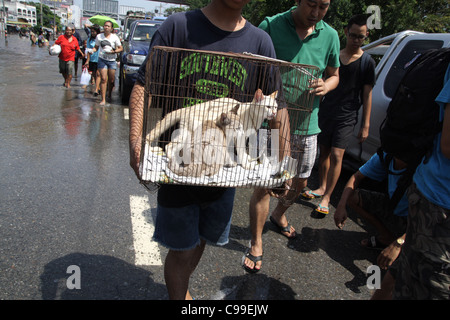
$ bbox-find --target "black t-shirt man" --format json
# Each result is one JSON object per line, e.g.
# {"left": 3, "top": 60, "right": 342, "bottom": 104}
{"left": 137, "top": 9, "right": 279, "bottom": 207}
{"left": 319, "top": 53, "right": 376, "bottom": 123}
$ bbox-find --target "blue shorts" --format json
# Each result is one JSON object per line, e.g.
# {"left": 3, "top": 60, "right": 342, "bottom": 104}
{"left": 153, "top": 188, "right": 236, "bottom": 250}
{"left": 97, "top": 58, "right": 117, "bottom": 70}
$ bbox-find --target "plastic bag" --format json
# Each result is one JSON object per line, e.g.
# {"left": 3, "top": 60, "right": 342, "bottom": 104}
{"left": 49, "top": 44, "right": 61, "bottom": 56}
{"left": 80, "top": 68, "right": 91, "bottom": 86}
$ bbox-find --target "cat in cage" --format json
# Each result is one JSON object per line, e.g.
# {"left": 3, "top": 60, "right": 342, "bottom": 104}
{"left": 146, "top": 89, "right": 278, "bottom": 176}
{"left": 166, "top": 104, "right": 242, "bottom": 177}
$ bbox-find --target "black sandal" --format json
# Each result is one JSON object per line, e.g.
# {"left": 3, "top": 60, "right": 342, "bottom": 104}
{"left": 242, "top": 250, "right": 262, "bottom": 274}
{"left": 269, "top": 216, "right": 297, "bottom": 239}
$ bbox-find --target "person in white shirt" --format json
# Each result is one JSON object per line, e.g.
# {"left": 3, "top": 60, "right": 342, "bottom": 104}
{"left": 85, "top": 20, "right": 123, "bottom": 105}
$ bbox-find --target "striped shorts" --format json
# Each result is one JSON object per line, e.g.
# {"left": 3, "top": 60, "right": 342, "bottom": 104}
{"left": 290, "top": 134, "right": 318, "bottom": 179}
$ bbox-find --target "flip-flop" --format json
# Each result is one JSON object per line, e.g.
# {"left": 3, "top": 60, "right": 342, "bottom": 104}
{"left": 269, "top": 216, "right": 297, "bottom": 239}
{"left": 242, "top": 249, "right": 262, "bottom": 274}
{"left": 301, "top": 190, "right": 323, "bottom": 200}
{"left": 314, "top": 204, "right": 329, "bottom": 215}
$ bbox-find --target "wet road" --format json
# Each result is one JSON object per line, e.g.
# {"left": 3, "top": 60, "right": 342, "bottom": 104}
{"left": 0, "top": 35, "right": 381, "bottom": 301}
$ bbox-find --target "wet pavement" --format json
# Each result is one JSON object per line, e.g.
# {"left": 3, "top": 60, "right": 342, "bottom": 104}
{"left": 0, "top": 35, "right": 382, "bottom": 301}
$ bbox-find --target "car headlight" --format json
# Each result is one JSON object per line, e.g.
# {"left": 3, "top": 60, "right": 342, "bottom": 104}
{"left": 126, "top": 54, "right": 146, "bottom": 65}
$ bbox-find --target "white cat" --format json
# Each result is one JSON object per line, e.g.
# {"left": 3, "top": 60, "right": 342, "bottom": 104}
{"left": 147, "top": 89, "right": 278, "bottom": 171}
{"left": 166, "top": 105, "right": 243, "bottom": 177}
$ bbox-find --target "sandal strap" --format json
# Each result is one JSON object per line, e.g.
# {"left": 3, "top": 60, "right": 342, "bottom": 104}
{"left": 245, "top": 252, "right": 262, "bottom": 263}
{"left": 280, "top": 223, "right": 292, "bottom": 233}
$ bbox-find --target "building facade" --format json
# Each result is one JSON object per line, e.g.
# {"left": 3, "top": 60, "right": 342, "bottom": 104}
{"left": 3, "top": 0, "right": 37, "bottom": 27}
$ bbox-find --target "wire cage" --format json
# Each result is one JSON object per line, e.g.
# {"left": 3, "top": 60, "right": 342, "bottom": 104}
{"left": 139, "top": 46, "right": 320, "bottom": 190}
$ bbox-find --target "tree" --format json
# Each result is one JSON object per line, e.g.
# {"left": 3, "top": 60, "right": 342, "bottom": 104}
{"left": 185, "top": 0, "right": 448, "bottom": 44}
{"left": 185, "top": 0, "right": 209, "bottom": 9}
{"left": 165, "top": 6, "right": 188, "bottom": 16}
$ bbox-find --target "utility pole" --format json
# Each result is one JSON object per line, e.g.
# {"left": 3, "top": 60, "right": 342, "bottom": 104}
{"left": 40, "top": 0, "right": 43, "bottom": 26}
{"left": 2, "top": 0, "right": 6, "bottom": 37}
{"left": 53, "top": 0, "right": 56, "bottom": 40}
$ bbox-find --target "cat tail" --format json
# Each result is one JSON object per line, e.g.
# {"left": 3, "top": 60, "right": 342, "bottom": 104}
{"left": 146, "top": 108, "right": 185, "bottom": 145}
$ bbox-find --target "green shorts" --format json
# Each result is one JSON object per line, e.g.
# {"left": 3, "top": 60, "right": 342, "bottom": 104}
{"left": 59, "top": 59, "right": 74, "bottom": 75}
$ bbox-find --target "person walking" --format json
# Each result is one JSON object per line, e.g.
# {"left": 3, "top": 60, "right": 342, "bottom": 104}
{"left": 73, "top": 28, "right": 83, "bottom": 78}
{"left": 302, "top": 14, "right": 375, "bottom": 216}
{"left": 244, "top": 0, "right": 340, "bottom": 273}
{"left": 83, "top": 24, "right": 101, "bottom": 95}
{"left": 129, "top": 0, "right": 282, "bottom": 299}
{"left": 54, "top": 26, "right": 84, "bottom": 88}
{"left": 85, "top": 20, "right": 122, "bottom": 105}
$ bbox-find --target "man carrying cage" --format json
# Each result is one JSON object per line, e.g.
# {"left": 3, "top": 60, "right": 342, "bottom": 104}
{"left": 128, "top": 0, "right": 290, "bottom": 300}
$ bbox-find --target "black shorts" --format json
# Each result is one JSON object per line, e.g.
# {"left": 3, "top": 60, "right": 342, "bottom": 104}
{"left": 318, "top": 116, "right": 356, "bottom": 149}
{"left": 88, "top": 62, "right": 98, "bottom": 74}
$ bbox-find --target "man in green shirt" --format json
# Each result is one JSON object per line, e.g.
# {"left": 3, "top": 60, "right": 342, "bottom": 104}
{"left": 244, "top": 0, "right": 340, "bottom": 273}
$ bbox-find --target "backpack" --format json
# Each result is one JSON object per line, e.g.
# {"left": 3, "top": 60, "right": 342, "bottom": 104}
{"left": 357, "top": 52, "right": 372, "bottom": 103}
{"left": 378, "top": 47, "right": 450, "bottom": 211}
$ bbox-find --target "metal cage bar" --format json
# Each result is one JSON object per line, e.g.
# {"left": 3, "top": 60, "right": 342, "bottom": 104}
{"left": 140, "top": 46, "right": 320, "bottom": 190}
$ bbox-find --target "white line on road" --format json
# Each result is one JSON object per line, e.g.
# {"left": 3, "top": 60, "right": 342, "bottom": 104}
{"left": 129, "top": 195, "right": 162, "bottom": 266}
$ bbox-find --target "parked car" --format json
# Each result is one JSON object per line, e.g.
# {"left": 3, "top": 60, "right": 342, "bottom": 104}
{"left": 122, "top": 12, "right": 146, "bottom": 41}
{"left": 344, "top": 30, "right": 450, "bottom": 170}
{"left": 119, "top": 19, "right": 162, "bottom": 103}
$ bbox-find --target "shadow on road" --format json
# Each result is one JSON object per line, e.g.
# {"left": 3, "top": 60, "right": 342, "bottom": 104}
{"left": 40, "top": 253, "right": 167, "bottom": 300}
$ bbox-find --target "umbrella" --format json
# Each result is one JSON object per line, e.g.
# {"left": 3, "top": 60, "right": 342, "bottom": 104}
{"left": 89, "top": 15, "right": 119, "bottom": 28}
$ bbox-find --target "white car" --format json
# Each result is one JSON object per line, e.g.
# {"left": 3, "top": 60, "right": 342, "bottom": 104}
{"left": 344, "top": 30, "right": 450, "bottom": 170}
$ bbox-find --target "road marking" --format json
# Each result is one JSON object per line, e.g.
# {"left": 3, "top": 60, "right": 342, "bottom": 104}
{"left": 123, "top": 108, "right": 129, "bottom": 120}
{"left": 129, "top": 195, "right": 162, "bottom": 266}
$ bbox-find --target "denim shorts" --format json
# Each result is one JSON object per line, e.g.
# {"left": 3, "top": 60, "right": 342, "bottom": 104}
{"left": 153, "top": 188, "right": 236, "bottom": 250}
{"left": 97, "top": 57, "right": 117, "bottom": 70}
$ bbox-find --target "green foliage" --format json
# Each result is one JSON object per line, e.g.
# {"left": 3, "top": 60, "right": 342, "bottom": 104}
{"left": 185, "top": 0, "right": 210, "bottom": 9}
{"left": 182, "top": 0, "right": 449, "bottom": 44}
{"left": 325, "top": 0, "right": 448, "bottom": 43}
{"left": 242, "top": 0, "right": 292, "bottom": 27}
{"left": 164, "top": 7, "right": 188, "bottom": 16}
